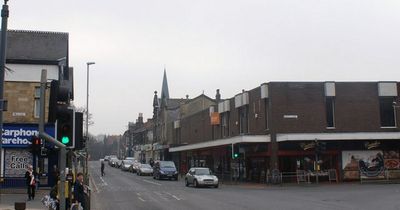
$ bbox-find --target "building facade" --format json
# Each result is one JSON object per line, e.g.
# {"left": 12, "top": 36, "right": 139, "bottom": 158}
{"left": 169, "top": 82, "right": 400, "bottom": 182}
{"left": 1, "top": 30, "right": 69, "bottom": 188}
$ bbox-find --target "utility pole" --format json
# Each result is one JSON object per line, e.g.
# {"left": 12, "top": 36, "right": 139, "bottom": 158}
{"left": 39, "top": 70, "right": 67, "bottom": 210}
{"left": 0, "top": 0, "right": 9, "bottom": 183}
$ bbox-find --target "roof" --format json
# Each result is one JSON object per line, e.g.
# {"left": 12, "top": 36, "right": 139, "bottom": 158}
{"left": 5, "top": 30, "right": 68, "bottom": 62}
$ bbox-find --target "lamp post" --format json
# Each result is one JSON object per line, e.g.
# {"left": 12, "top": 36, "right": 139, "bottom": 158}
{"left": 0, "top": 0, "right": 9, "bottom": 183}
{"left": 85, "top": 62, "right": 95, "bottom": 182}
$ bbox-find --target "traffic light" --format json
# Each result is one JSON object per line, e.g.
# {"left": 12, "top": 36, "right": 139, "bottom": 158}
{"left": 232, "top": 144, "right": 240, "bottom": 159}
{"left": 30, "top": 136, "right": 42, "bottom": 155}
{"left": 74, "top": 112, "right": 84, "bottom": 150}
{"left": 57, "top": 105, "right": 75, "bottom": 148}
{"left": 315, "top": 141, "right": 327, "bottom": 154}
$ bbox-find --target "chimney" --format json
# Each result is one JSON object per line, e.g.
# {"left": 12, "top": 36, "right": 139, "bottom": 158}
{"left": 138, "top": 113, "right": 144, "bottom": 124}
{"left": 216, "top": 89, "right": 221, "bottom": 102}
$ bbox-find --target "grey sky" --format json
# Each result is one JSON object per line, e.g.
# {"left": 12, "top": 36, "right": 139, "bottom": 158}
{"left": 9, "top": 0, "right": 400, "bottom": 135}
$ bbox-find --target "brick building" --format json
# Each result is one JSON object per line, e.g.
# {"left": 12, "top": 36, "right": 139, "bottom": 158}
{"left": 1, "top": 30, "right": 70, "bottom": 187}
{"left": 169, "top": 82, "right": 400, "bottom": 182}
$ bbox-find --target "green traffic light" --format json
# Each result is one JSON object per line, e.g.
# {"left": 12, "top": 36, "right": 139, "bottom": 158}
{"left": 61, "top": 136, "right": 70, "bottom": 144}
{"left": 234, "top": 153, "right": 239, "bottom": 158}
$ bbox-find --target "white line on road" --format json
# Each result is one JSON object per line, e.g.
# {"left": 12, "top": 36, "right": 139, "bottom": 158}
{"left": 165, "top": 192, "right": 181, "bottom": 201}
{"left": 143, "top": 179, "right": 162, "bottom": 186}
{"left": 138, "top": 197, "right": 146, "bottom": 202}
{"left": 90, "top": 177, "right": 100, "bottom": 193}
{"left": 172, "top": 195, "right": 181, "bottom": 201}
{"left": 100, "top": 176, "right": 108, "bottom": 186}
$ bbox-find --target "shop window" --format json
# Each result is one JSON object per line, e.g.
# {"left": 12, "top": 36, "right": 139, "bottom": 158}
{"left": 380, "top": 97, "right": 396, "bottom": 127}
{"left": 221, "top": 112, "right": 230, "bottom": 138}
{"left": 326, "top": 97, "right": 335, "bottom": 128}
{"left": 34, "top": 87, "right": 41, "bottom": 118}
{"left": 239, "top": 106, "right": 249, "bottom": 134}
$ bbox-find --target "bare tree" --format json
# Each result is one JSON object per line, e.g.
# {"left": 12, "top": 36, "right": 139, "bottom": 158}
{"left": 74, "top": 106, "right": 94, "bottom": 126}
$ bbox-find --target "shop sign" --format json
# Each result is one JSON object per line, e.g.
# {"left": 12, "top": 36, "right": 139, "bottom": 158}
{"left": 2, "top": 124, "right": 55, "bottom": 148}
{"left": 299, "top": 142, "right": 315, "bottom": 150}
{"left": 210, "top": 112, "right": 220, "bottom": 125}
{"left": 364, "top": 141, "right": 380, "bottom": 150}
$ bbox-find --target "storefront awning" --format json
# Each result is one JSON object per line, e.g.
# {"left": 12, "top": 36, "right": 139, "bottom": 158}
{"left": 169, "top": 135, "right": 270, "bottom": 152}
{"left": 277, "top": 132, "right": 400, "bottom": 142}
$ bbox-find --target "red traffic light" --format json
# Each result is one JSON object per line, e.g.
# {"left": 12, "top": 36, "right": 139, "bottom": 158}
{"left": 32, "top": 136, "right": 41, "bottom": 145}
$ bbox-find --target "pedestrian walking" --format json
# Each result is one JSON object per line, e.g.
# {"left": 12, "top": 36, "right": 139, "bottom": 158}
{"left": 73, "top": 172, "right": 86, "bottom": 209}
{"left": 25, "top": 165, "right": 37, "bottom": 201}
{"left": 101, "top": 160, "right": 105, "bottom": 176}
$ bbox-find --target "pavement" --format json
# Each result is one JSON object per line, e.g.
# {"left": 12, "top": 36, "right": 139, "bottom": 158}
{"left": 90, "top": 161, "right": 400, "bottom": 210}
{"left": 0, "top": 189, "right": 48, "bottom": 210}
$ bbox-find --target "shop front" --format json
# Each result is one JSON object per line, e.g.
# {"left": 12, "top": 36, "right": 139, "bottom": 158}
{"left": 1, "top": 123, "right": 57, "bottom": 188}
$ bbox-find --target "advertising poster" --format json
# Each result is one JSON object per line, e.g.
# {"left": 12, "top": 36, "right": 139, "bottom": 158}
{"left": 4, "top": 149, "right": 33, "bottom": 177}
{"left": 383, "top": 150, "right": 400, "bottom": 169}
{"left": 342, "top": 150, "right": 384, "bottom": 180}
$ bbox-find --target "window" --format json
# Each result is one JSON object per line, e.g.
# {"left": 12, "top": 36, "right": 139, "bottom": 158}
{"left": 326, "top": 97, "right": 335, "bottom": 128}
{"left": 264, "top": 99, "right": 269, "bottom": 130}
{"left": 34, "top": 87, "right": 41, "bottom": 118}
{"left": 380, "top": 97, "right": 396, "bottom": 127}
{"left": 239, "top": 106, "right": 249, "bottom": 134}
{"left": 221, "top": 112, "right": 230, "bottom": 138}
{"left": 175, "top": 127, "right": 181, "bottom": 144}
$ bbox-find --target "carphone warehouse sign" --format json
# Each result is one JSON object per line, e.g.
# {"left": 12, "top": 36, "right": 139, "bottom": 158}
{"left": 2, "top": 124, "right": 55, "bottom": 148}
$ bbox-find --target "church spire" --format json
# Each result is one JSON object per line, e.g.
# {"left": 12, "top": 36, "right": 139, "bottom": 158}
{"left": 161, "top": 68, "right": 170, "bottom": 100}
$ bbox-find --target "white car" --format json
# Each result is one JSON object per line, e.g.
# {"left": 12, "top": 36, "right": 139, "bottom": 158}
{"left": 185, "top": 167, "right": 219, "bottom": 188}
{"left": 137, "top": 164, "right": 153, "bottom": 176}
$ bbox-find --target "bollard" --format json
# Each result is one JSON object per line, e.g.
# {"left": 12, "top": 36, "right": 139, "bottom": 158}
{"left": 14, "top": 202, "right": 26, "bottom": 210}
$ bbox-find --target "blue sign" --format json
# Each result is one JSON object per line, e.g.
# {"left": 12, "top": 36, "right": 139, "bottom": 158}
{"left": 2, "top": 124, "right": 55, "bottom": 148}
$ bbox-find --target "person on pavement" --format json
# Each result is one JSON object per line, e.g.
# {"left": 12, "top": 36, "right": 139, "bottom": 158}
{"left": 24, "top": 165, "right": 37, "bottom": 201}
{"left": 73, "top": 172, "right": 86, "bottom": 209}
{"left": 101, "top": 160, "right": 105, "bottom": 176}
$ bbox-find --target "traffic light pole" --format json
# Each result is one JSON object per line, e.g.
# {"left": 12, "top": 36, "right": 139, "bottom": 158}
{"left": 39, "top": 69, "right": 67, "bottom": 210}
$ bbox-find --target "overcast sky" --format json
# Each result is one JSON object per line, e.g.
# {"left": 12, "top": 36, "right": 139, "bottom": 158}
{"left": 9, "top": 0, "right": 400, "bottom": 135}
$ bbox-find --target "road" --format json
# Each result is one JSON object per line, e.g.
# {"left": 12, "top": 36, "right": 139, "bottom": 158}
{"left": 89, "top": 161, "right": 400, "bottom": 210}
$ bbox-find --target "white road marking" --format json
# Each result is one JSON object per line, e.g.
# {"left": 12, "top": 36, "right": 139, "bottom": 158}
{"left": 100, "top": 176, "right": 108, "bottom": 186}
{"left": 90, "top": 176, "right": 100, "bottom": 193}
{"left": 138, "top": 197, "right": 146, "bottom": 202}
{"left": 172, "top": 195, "right": 181, "bottom": 201}
{"left": 165, "top": 192, "right": 181, "bottom": 201}
{"left": 143, "top": 179, "right": 162, "bottom": 186}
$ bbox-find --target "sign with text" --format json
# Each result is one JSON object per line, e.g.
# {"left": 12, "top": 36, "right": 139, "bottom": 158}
{"left": 2, "top": 124, "right": 55, "bottom": 148}
{"left": 4, "top": 149, "right": 33, "bottom": 177}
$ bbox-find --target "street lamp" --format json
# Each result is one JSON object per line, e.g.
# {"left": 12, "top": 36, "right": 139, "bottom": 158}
{"left": 85, "top": 62, "right": 95, "bottom": 182}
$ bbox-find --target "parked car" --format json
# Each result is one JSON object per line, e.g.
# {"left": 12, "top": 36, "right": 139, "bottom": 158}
{"left": 125, "top": 157, "right": 135, "bottom": 161}
{"left": 185, "top": 167, "right": 218, "bottom": 188}
{"left": 129, "top": 161, "right": 141, "bottom": 173}
{"left": 116, "top": 159, "right": 123, "bottom": 168}
{"left": 121, "top": 160, "right": 133, "bottom": 171}
{"left": 104, "top": 156, "right": 110, "bottom": 162}
{"left": 109, "top": 158, "right": 119, "bottom": 167}
{"left": 137, "top": 164, "right": 153, "bottom": 176}
{"left": 153, "top": 161, "right": 178, "bottom": 180}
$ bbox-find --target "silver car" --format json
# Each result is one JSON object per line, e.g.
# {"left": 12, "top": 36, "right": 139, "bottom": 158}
{"left": 137, "top": 164, "right": 153, "bottom": 176}
{"left": 121, "top": 160, "right": 133, "bottom": 171}
{"left": 185, "top": 167, "right": 219, "bottom": 188}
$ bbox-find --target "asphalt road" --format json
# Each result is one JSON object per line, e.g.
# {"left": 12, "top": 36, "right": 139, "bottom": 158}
{"left": 89, "top": 161, "right": 400, "bottom": 210}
